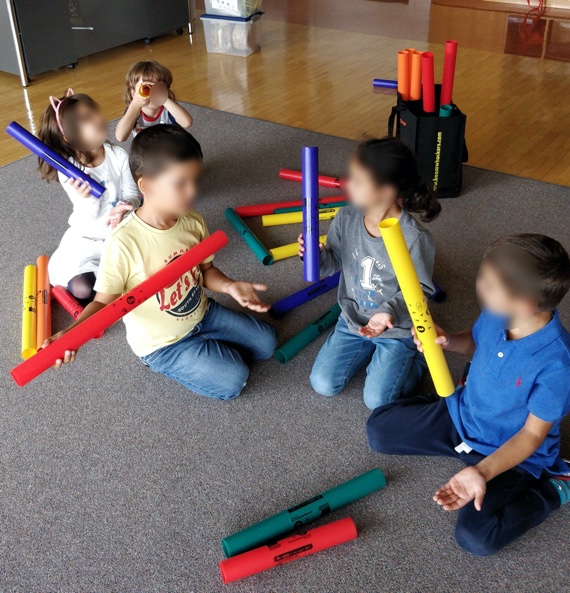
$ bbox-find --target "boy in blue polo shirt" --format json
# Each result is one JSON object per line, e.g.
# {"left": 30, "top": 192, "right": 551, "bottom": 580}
{"left": 367, "top": 233, "right": 570, "bottom": 556}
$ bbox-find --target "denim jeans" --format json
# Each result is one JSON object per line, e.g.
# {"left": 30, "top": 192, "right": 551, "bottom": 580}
{"left": 141, "top": 300, "right": 277, "bottom": 400}
{"left": 310, "top": 316, "right": 426, "bottom": 410}
{"left": 367, "top": 395, "right": 561, "bottom": 556}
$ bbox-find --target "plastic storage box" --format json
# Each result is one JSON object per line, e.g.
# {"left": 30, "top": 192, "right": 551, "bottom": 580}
{"left": 201, "top": 12, "right": 262, "bottom": 57}
{"left": 204, "top": 0, "right": 262, "bottom": 18}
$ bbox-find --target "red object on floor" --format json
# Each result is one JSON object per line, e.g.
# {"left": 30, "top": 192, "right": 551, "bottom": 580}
{"left": 219, "top": 517, "right": 358, "bottom": 583}
{"left": 11, "top": 231, "right": 229, "bottom": 387}
{"left": 235, "top": 195, "right": 345, "bottom": 218}
{"left": 52, "top": 285, "right": 84, "bottom": 320}
{"left": 279, "top": 169, "right": 344, "bottom": 189}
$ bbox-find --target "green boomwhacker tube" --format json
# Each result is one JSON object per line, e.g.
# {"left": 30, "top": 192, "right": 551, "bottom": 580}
{"left": 224, "top": 208, "right": 274, "bottom": 265}
{"left": 274, "top": 303, "right": 341, "bottom": 363}
{"left": 222, "top": 468, "right": 386, "bottom": 558}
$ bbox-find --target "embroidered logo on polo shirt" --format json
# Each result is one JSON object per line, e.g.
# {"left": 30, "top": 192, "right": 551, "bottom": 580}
{"left": 516, "top": 377, "right": 522, "bottom": 387}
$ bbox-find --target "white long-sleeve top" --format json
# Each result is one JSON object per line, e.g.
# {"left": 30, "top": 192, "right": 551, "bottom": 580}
{"left": 59, "top": 143, "right": 140, "bottom": 240}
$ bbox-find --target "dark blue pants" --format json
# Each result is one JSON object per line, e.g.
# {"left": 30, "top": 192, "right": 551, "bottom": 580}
{"left": 367, "top": 395, "right": 561, "bottom": 556}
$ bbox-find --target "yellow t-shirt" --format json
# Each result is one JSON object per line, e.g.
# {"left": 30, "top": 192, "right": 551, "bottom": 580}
{"left": 94, "top": 211, "right": 214, "bottom": 357}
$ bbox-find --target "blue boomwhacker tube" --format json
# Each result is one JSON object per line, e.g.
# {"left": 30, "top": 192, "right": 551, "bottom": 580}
{"left": 372, "top": 79, "right": 398, "bottom": 89}
{"left": 6, "top": 122, "right": 106, "bottom": 198}
{"left": 302, "top": 146, "right": 320, "bottom": 282}
{"left": 269, "top": 271, "right": 341, "bottom": 319}
{"left": 430, "top": 279, "right": 448, "bottom": 303}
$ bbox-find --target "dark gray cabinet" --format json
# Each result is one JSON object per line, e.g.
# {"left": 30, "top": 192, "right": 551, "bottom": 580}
{"left": 6, "top": 0, "right": 190, "bottom": 79}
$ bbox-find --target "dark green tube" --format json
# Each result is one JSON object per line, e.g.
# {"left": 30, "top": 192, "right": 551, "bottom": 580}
{"left": 275, "top": 201, "right": 347, "bottom": 214}
{"left": 274, "top": 303, "right": 341, "bottom": 363}
{"left": 224, "top": 208, "right": 274, "bottom": 266}
{"left": 222, "top": 468, "right": 386, "bottom": 558}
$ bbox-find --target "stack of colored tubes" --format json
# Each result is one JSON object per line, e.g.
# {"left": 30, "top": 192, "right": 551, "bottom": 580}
{"left": 392, "top": 41, "right": 457, "bottom": 115}
{"left": 20, "top": 256, "right": 51, "bottom": 360}
{"left": 219, "top": 468, "right": 386, "bottom": 583}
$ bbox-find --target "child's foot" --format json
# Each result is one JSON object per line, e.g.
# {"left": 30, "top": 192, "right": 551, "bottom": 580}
{"left": 548, "top": 473, "right": 570, "bottom": 505}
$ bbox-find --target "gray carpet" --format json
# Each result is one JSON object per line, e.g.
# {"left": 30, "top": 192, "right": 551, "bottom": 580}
{"left": 1, "top": 104, "right": 569, "bottom": 593}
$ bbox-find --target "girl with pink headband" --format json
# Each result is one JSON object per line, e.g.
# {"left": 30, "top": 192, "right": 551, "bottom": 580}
{"left": 38, "top": 89, "right": 140, "bottom": 301}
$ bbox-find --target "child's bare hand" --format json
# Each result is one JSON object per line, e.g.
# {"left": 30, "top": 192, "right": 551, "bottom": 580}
{"left": 226, "top": 281, "right": 270, "bottom": 313}
{"left": 434, "top": 466, "right": 486, "bottom": 511}
{"left": 42, "top": 331, "right": 77, "bottom": 369}
{"left": 67, "top": 177, "right": 92, "bottom": 198}
{"left": 133, "top": 81, "right": 154, "bottom": 108}
{"left": 411, "top": 323, "right": 450, "bottom": 352}
{"left": 107, "top": 202, "right": 134, "bottom": 228}
{"left": 359, "top": 313, "right": 393, "bottom": 338}
{"left": 297, "top": 233, "right": 325, "bottom": 258}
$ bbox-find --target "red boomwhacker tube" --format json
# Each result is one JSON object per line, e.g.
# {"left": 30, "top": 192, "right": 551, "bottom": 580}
{"left": 440, "top": 40, "right": 458, "bottom": 106}
{"left": 11, "top": 231, "right": 228, "bottom": 387}
{"left": 219, "top": 517, "right": 357, "bottom": 583}
{"left": 421, "top": 52, "right": 435, "bottom": 113}
{"left": 52, "top": 285, "right": 84, "bottom": 320}
{"left": 279, "top": 169, "right": 343, "bottom": 189}
{"left": 236, "top": 195, "right": 345, "bottom": 218}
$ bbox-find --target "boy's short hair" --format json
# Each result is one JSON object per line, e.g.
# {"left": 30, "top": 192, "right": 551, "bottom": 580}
{"left": 483, "top": 233, "right": 570, "bottom": 311}
{"left": 129, "top": 124, "right": 203, "bottom": 183}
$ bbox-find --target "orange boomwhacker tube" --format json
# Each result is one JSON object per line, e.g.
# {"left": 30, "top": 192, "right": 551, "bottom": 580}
{"left": 410, "top": 51, "right": 423, "bottom": 101}
{"left": 219, "top": 518, "right": 358, "bottom": 583}
{"left": 35, "top": 256, "right": 51, "bottom": 350}
{"left": 11, "top": 231, "right": 228, "bottom": 387}
{"left": 397, "top": 51, "right": 411, "bottom": 100}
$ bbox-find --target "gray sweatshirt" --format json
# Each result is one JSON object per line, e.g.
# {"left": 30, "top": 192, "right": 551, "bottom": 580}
{"left": 320, "top": 206, "right": 435, "bottom": 338}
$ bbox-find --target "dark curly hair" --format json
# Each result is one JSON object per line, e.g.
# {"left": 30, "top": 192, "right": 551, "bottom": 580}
{"left": 353, "top": 137, "right": 441, "bottom": 222}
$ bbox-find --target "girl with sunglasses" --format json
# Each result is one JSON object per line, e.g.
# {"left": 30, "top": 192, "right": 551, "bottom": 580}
{"left": 38, "top": 90, "right": 140, "bottom": 301}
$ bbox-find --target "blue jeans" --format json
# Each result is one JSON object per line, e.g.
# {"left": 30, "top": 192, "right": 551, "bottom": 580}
{"left": 141, "top": 300, "right": 277, "bottom": 400}
{"left": 310, "top": 316, "right": 426, "bottom": 410}
{"left": 367, "top": 395, "right": 561, "bottom": 556}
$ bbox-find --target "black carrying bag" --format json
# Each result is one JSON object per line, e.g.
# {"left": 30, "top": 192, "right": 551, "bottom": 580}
{"left": 388, "top": 85, "right": 468, "bottom": 198}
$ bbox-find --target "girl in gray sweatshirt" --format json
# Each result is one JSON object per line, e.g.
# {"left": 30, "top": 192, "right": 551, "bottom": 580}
{"left": 299, "top": 137, "right": 441, "bottom": 410}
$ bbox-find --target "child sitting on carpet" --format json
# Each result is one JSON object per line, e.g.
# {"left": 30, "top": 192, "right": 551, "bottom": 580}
{"left": 299, "top": 137, "right": 441, "bottom": 409}
{"left": 115, "top": 61, "right": 194, "bottom": 142}
{"left": 38, "top": 89, "right": 140, "bottom": 301}
{"left": 367, "top": 233, "right": 570, "bottom": 556}
{"left": 44, "top": 124, "right": 277, "bottom": 400}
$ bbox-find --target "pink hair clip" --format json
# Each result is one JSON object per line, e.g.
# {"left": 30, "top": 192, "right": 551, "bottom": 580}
{"left": 49, "top": 88, "right": 75, "bottom": 135}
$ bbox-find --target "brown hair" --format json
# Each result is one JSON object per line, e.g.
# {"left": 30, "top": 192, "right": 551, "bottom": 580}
{"left": 123, "top": 61, "right": 176, "bottom": 105}
{"left": 37, "top": 92, "right": 101, "bottom": 182}
{"left": 483, "top": 233, "right": 570, "bottom": 311}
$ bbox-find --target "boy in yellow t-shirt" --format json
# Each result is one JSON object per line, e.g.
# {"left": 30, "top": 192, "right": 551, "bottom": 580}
{"left": 44, "top": 125, "right": 277, "bottom": 400}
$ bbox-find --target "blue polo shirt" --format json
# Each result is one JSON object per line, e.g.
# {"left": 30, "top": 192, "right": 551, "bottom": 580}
{"left": 446, "top": 310, "right": 570, "bottom": 478}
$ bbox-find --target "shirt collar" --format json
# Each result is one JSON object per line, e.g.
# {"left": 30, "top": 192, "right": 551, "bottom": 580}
{"left": 506, "top": 310, "right": 564, "bottom": 355}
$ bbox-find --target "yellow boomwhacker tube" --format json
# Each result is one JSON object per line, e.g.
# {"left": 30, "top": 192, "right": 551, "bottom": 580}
{"left": 21, "top": 264, "right": 37, "bottom": 360}
{"left": 379, "top": 218, "right": 455, "bottom": 397}
{"left": 262, "top": 207, "right": 340, "bottom": 227}
{"left": 270, "top": 235, "right": 327, "bottom": 262}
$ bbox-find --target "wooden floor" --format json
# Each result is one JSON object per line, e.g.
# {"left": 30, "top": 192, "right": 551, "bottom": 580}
{"left": 1, "top": 17, "right": 570, "bottom": 186}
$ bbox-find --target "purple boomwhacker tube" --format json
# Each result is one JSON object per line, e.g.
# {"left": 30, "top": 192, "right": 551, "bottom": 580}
{"left": 302, "top": 146, "right": 320, "bottom": 282}
{"left": 372, "top": 79, "right": 398, "bottom": 89}
{"left": 269, "top": 271, "right": 341, "bottom": 319}
{"left": 6, "top": 121, "right": 106, "bottom": 198}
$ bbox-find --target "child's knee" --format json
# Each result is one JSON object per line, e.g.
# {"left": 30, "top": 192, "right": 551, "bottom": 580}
{"left": 366, "top": 406, "right": 392, "bottom": 452}
{"left": 363, "top": 385, "right": 395, "bottom": 411}
{"left": 256, "top": 323, "right": 278, "bottom": 360}
{"left": 209, "top": 362, "right": 250, "bottom": 401}
{"left": 310, "top": 368, "right": 343, "bottom": 397}
{"left": 454, "top": 520, "right": 498, "bottom": 557}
